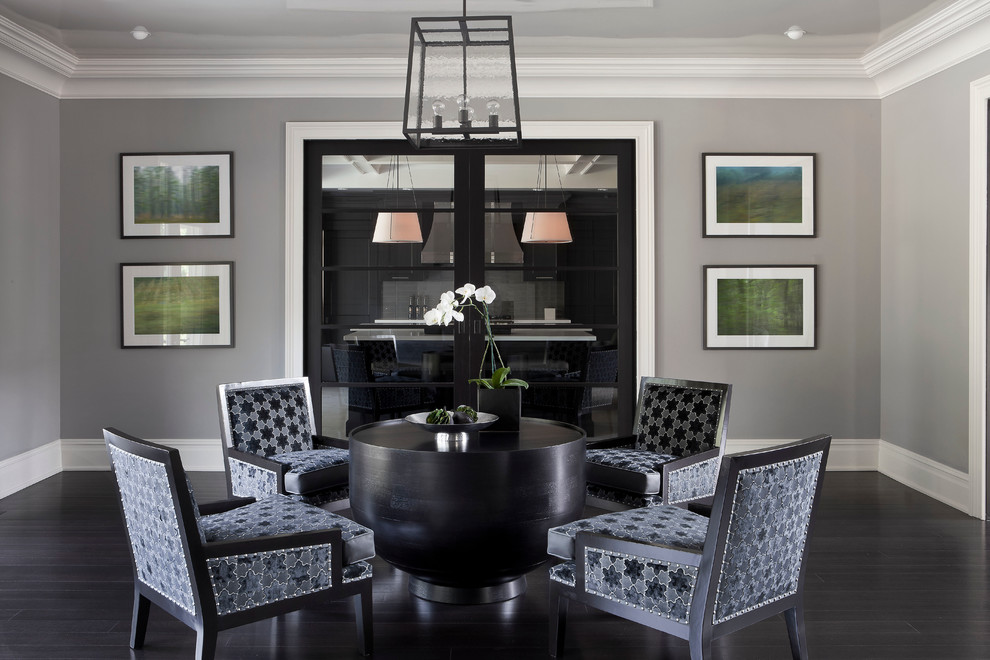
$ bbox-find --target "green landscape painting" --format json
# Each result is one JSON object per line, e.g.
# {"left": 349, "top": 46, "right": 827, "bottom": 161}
{"left": 715, "top": 166, "right": 802, "bottom": 224}
{"left": 716, "top": 278, "right": 803, "bottom": 336}
{"left": 132, "top": 165, "right": 220, "bottom": 224}
{"left": 133, "top": 276, "right": 221, "bottom": 335}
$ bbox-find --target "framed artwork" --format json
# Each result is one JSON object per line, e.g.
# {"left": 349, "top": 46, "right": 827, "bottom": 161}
{"left": 703, "top": 153, "right": 815, "bottom": 237}
{"left": 121, "top": 152, "right": 233, "bottom": 237}
{"left": 121, "top": 262, "right": 234, "bottom": 348}
{"left": 704, "top": 265, "right": 816, "bottom": 349}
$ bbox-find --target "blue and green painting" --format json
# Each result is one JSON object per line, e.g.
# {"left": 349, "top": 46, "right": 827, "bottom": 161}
{"left": 715, "top": 166, "right": 802, "bottom": 224}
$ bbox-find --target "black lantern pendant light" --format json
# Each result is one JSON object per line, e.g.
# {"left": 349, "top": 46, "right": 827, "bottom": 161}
{"left": 402, "top": 0, "right": 522, "bottom": 148}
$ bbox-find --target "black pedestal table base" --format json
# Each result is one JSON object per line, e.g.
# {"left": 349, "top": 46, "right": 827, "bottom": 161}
{"left": 408, "top": 576, "right": 527, "bottom": 605}
{"left": 349, "top": 417, "right": 586, "bottom": 605}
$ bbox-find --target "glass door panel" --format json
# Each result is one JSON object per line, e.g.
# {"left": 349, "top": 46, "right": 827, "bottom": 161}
{"left": 313, "top": 153, "right": 456, "bottom": 436}
{"left": 483, "top": 154, "right": 622, "bottom": 438}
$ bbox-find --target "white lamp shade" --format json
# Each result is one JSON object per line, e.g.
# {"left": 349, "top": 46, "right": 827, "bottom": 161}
{"left": 521, "top": 212, "right": 572, "bottom": 244}
{"left": 372, "top": 212, "right": 423, "bottom": 243}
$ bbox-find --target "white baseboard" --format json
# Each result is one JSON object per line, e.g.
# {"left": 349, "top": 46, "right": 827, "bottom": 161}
{"left": 61, "top": 438, "right": 225, "bottom": 472}
{"left": 723, "top": 438, "right": 880, "bottom": 471}
{"left": 0, "top": 441, "right": 62, "bottom": 500}
{"left": 878, "top": 440, "right": 972, "bottom": 515}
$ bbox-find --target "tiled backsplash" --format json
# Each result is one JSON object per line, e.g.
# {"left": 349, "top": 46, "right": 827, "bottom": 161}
{"left": 381, "top": 272, "right": 565, "bottom": 321}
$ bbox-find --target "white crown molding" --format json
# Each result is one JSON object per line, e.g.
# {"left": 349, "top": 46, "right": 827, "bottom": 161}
{"left": 2, "top": 1, "right": 990, "bottom": 100}
{"left": 0, "top": 441, "right": 62, "bottom": 500}
{"left": 865, "top": 0, "right": 990, "bottom": 97}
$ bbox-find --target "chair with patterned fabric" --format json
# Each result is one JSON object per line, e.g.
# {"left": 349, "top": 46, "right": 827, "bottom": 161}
{"left": 548, "top": 435, "right": 831, "bottom": 659}
{"left": 217, "top": 377, "right": 350, "bottom": 510}
{"left": 584, "top": 377, "right": 731, "bottom": 510}
{"left": 103, "top": 428, "right": 374, "bottom": 660}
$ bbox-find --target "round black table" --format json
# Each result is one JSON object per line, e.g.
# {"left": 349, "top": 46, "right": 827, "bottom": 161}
{"left": 348, "top": 417, "right": 586, "bottom": 604}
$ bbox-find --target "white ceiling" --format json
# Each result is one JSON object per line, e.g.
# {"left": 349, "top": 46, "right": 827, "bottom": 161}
{"left": 0, "top": 0, "right": 952, "bottom": 59}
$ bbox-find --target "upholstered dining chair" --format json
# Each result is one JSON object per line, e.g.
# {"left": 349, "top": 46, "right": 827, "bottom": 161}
{"left": 548, "top": 435, "right": 831, "bottom": 659}
{"left": 104, "top": 428, "right": 374, "bottom": 660}
{"left": 217, "top": 377, "right": 350, "bottom": 510}
{"left": 584, "top": 377, "right": 731, "bottom": 510}
{"left": 331, "top": 344, "right": 423, "bottom": 430}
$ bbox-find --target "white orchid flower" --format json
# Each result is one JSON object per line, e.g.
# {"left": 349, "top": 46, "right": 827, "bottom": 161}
{"left": 455, "top": 283, "right": 476, "bottom": 303}
{"left": 424, "top": 308, "right": 442, "bottom": 326}
{"left": 440, "top": 290, "right": 457, "bottom": 306}
{"left": 475, "top": 285, "right": 496, "bottom": 304}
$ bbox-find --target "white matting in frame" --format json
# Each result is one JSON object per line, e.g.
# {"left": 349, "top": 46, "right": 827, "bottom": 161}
{"left": 121, "top": 262, "right": 234, "bottom": 348}
{"left": 703, "top": 153, "right": 815, "bottom": 237}
{"left": 704, "top": 265, "right": 816, "bottom": 349}
{"left": 121, "top": 152, "right": 233, "bottom": 237}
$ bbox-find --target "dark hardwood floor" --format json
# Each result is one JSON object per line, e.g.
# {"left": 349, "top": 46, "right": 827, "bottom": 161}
{"left": 1, "top": 471, "right": 988, "bottom": 659}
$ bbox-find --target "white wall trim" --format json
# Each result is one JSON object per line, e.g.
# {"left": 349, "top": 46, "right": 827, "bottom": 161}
{"left": 60, "top": 438, "right": 225, "bottom": 472}
{"left": 284, "top": 120, "right": 656, "bottom": 381}
{"left": 968, "top": 73, "right": 990, "bottom": 520}
{"left": 1, "top": 1, "right": 990, "bottom": 101}
{"left": 0, "top": 442, "right": 62, "bottom": 500}
{"left": 865, "top": 0, "right": 990, "bottom": 97}
{"left": 723, "top": 438, "right": 880, "bottom": 472}
{"left": 878, "top": 440, "right": 973, "bottom": 514}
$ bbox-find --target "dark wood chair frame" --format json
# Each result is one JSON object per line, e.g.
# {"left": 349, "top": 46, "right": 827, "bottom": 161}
{"left": 552, "top": 435, "right": 831, "bottom": 659}
{"left": 587, "top": 376, "right": 732, "bottom": 508}
{"left": 216, "top": 376, "right": 349, "bottom": 502}
{"left": 104, "top": 428, "right": 372, "bottom": 660}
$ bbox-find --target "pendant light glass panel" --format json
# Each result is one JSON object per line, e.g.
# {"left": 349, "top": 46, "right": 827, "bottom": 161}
{"left": 403, "top": 16, "right": 521, "bottom": 148}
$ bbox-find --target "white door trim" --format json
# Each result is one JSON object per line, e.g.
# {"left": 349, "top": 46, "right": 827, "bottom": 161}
{"left": 284, "top": 121, "right": 656, "bottom": 381}
{"left": 968, "top": 75, "right": 990, "bottom": 519}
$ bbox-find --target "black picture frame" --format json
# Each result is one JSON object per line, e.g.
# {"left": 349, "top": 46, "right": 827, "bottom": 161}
{"left": 121, "top": 261, "right": 234, "bottom": 348}
{"left": 703, "top": 153, "right": 815, "bottom": 237}
{"left": 704, "top": 265, "right": 817, "bottom": 349}
{"left": 121, "top": 152, "right": 233, "bottom": 238}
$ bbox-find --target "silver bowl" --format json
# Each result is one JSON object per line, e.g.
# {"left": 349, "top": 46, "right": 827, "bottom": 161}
{"left": 404, "top": 411, "right": 499, "bottom": 434}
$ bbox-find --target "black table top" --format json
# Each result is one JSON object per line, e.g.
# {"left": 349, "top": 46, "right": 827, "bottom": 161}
{"left": 349, "top": 417, "right": 585, "bottom": 453}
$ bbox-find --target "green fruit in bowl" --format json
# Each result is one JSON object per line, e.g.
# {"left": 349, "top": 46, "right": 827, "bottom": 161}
{"left": 455, "top": 405, "right": 478, "bottom": 422}
{"left": 426, "top": 408, "right": 451, "bottom": 424}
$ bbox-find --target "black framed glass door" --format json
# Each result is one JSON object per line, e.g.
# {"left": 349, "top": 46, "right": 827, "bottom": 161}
{"left": 304, "top": 139, "right": 636, "bottom": 438}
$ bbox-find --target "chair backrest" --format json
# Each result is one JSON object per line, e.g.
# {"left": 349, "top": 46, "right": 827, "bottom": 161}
{"left": 217, "top": 377, "right": 316, "bottom": 457}
{"left": 104, "top": 428, "right": 203, "bottom": 618}
{"left": 331, "top": 345, "right": 375, "bottom": 411}
{"left": 632, "top": 377, "right": 731, "bottom": 457}
{"left": 358, "top": 338, "right": 399, "bottom": 377}
{"left": 699, "top": 435, "right": 831, "bottom": 627}
{"left": 578, "top": 348, "right": 619, "bottom": 413}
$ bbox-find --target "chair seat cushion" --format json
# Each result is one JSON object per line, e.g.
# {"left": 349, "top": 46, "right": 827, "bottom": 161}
{"left": 547, "top": 504, "right": 709, "bottom": 560}
{"left": 269, "top": 448, "right": 349, "bottom": 496}
{"left": 585, "top": 448, "right": 679, "bottom": 495}
{"left": 199, "top": 494, "right": 374, "bottom": 565}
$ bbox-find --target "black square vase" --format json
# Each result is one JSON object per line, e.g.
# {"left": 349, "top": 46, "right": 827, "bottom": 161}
{"left": 477, "top": 388, "right": 521, "bottom": 432}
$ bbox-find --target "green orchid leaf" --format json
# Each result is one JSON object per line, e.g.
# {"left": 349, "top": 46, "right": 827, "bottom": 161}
{"left": 468, "top": 378, "right": 495, "bottom": 389}
{"left": 501, "top": 378, "right": 529, "bottom": 389}
{"left": 491, "top": 367, "right": 509, "bottom": 387}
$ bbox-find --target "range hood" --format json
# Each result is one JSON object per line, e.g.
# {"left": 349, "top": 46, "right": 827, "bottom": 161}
{"left": 421, "top": 202, "right": 524, "bottom": 264}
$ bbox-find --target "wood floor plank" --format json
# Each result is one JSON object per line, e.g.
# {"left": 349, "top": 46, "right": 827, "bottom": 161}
{"left": 0, "top": 471, "right": 987, "bottom": 658}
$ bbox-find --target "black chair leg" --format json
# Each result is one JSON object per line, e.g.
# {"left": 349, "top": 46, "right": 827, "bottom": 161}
{"left": 785, "top": 605, "right": 809, "bottom": 660}
{"left": 353, "top": 589, "right": 374, "bottom": 656}
{"left": 129, "top": 589, "right": 151, "bottom": 649}
{"left": 195, "top": 626, "right": 217, "bottom": 660}
{"left": 550, "top": 589, "right": 568, "bottom": 658}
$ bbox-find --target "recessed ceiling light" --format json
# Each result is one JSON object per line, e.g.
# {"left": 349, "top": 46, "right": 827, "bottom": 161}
{"left": 785, "top": 25, "right": 806, "bottom": 40}
{"left": 131, "top": 26, "right": 150, "bottom": 40}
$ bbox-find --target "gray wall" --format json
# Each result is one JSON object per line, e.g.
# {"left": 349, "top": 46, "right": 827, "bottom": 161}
{"left": 58, "top": 96, "right": 881, "bottom": 443}
{"left": 880, "top": 51, "right": 990, "bottom": 472}
{"left": 0, "top": 76, "right": 60, "bottom": 462}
